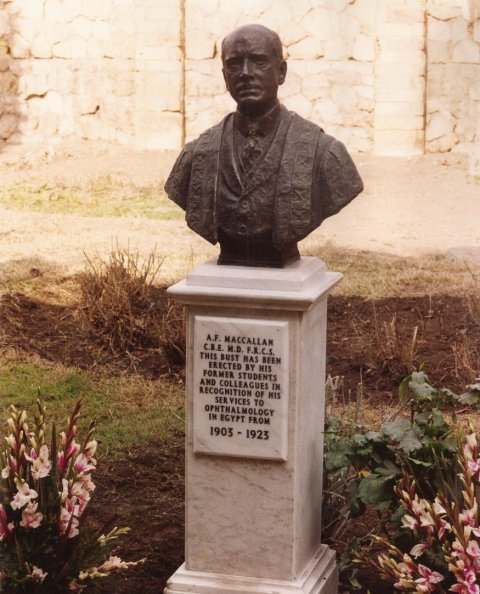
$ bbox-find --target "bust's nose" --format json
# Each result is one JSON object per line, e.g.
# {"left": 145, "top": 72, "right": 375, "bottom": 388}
{"left": 240, "top": 58, "right": 254, "bottom": 77}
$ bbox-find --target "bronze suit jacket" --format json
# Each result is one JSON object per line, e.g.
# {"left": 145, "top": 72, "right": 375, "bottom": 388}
{"left": 165, "top": 106, "right": 363, "bottom": 250}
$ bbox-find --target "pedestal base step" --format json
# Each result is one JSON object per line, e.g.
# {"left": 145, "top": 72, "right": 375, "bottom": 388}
{"left": 164, "top": 545, "right": 338, "bottom": 594}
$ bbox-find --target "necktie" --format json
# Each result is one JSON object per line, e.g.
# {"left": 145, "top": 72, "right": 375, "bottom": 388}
{"left": 240, "top": 122, "right": 262, "bottom": 173}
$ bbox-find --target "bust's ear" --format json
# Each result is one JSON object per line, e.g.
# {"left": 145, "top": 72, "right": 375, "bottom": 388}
{"left": 222, "top": 68, "right": 228, "bottom": 89}
{"left": 278, "top": 60, "right": 287, "bottom": 86}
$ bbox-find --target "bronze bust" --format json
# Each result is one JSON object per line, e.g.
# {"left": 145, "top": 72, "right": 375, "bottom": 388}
{"left": 165, "top": 24, "right": 363, "bottom": 268}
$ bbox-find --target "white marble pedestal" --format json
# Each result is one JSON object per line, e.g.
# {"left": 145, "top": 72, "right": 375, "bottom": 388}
{"left": 165, "top": 257, "right": 341, "bottom": 594}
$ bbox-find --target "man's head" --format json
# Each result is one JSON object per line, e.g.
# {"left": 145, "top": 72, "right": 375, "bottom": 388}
{"left": 221, "top": 24, "right": 287, "bottom": 117}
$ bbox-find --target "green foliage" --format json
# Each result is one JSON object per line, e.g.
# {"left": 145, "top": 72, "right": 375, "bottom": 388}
{"left": 323, "top": 371, "right": 480, "bottom": 590}
{"left": 324, "top": 407, "right": 455, "bottom": 519}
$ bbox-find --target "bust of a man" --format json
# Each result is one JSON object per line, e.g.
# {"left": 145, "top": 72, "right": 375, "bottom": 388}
{"left": 165, "top": 24, "right": 363, "bottom": 267}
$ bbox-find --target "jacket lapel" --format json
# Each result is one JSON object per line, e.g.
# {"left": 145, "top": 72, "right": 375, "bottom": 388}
{"left": 273, "top": 114, "right": 320, "bottom": 247}
{"left": 186, "top": 118, "right": 225, "bottom": 245}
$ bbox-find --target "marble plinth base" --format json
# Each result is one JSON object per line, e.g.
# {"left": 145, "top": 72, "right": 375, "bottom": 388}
{"left": 165, "top": 257, "right": 341, "bottom": 594}
{"left": 165, "top": 545, "right": 337, "bottom": 594}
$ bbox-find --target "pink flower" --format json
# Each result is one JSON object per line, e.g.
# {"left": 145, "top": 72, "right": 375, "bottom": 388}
{"left": 25, "top": 445, "right": 52, "bottom": 480}
{"left": 10, "top": 479, "right": 38, "bottom": 510}
{"left": 84, "top": 440, "right": 97, "bottom": 461}
{"left": 402, "top": 514, "right": 419, "bottom": 531}
{"left": 74, "top": 454, "right": 95, "bottom": 474}
{"left": 70, "top": 479, "right": 92, "bottom": 514}
{"left": 59, "top": 497, "right": 80, "bottom": 538}
{"left": 437, "top": 517, "right": 451, "bottom": 539}
{"left": 468, "top": 459, "right": 480, "bottom": 479}
{"left": 466, "top": 540, "right": 480, "bottom": 559}
{"left": 414, "top": 564, "right": 444, "bottom": 592}
{"left": 20, "top": 501, "right": 43, "bottom": 529}
{"left": 412, "top": 496, "right": 427, "bottom": 515}
{"left": 411, "top": 543, "right": 428, "bottom": 558}
{"left": 79, "top": 474, "right": 95, "bottom": 493}
{"left": 433, "top": 498, "right": 447, "bottom": 515}
{"left": 450, "top": 566, "right": 480, "bottom": 594}
{"left": 464, "top": 434, "right": 478, "bottom": 459}
{"left": 419, "top": 511, "right": 436, "bottom": 534}
{"left": 0, "top": 504, "right": 14, "bottom": 542}
{"left": 57, "top": 439, "right": 81, "bottom": 473}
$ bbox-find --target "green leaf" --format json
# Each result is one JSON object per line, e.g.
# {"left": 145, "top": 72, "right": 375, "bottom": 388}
{"left": 382, "top": 419, "right": 411, "bottom": 441}
{"left": 398, "top": 430, "right": 423, "bottom": 453}
{"left": 408, "top": 372, "right": 437, "bottom": 401}
{"left": 324, "top": 441, "right": 353, "bottom": 472}
{"left": 346, "top": 481, "right": 366, "bottom": 517}
{"left": 408, "top": 457, "right": 433, "bottom": 467}
{"left": 399, "top": 374, "right": 412, "bottom": 405}
{"left": 440, "top": 388, "right": 457, "bottom": 401}
{"left": 415, "top": 408, "right": 450, "bottom": 437}
{"left": 374, "top": 459, "right": 401, "bottom": 479}
{"left": 358, "top": 474, "right": 393, "bottom": 505}
{"left": 458, "top": 388, "right": 480, "bottom": 405}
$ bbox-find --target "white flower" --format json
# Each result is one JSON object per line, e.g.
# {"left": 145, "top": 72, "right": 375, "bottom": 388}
{"left": 20, "top": 501, "right": 43, "bottom": 529}
{"left": 10, "top": 479, "right": 38, "bottom": 510}
{"left": 29, "top": 566, "right": 47, "bottom": 583}
{"left": 84, "top": 440, "right": 98, "bottom": 461}
{"left": 25, "top": 445, "right": 52, "bottom": 480}
{"left": 99, "top": 555, "right": 145, "bottom": 572}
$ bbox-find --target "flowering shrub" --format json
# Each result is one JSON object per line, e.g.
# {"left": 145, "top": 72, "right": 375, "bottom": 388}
{"left": 356, "top": 430, "right": 480, "bottom": 593}
{"left": 0, "top": 401, "right": 144, "bottom": 593}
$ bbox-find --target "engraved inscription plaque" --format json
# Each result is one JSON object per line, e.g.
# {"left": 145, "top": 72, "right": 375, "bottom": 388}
{"left": 193, "top": 316, "right": 289, "bottom": 460}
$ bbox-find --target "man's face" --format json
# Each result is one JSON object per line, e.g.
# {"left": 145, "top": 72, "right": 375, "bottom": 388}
{"left": 222, "top": 29, "right": 287, "bottom": 117}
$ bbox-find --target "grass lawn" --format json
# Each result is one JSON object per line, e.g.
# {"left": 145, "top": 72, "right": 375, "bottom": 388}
{"left": 0, "top": 361, "right": 184, "bottom": 459}
{"left": 0, "top": 178, "right": 182, "bottom": 220}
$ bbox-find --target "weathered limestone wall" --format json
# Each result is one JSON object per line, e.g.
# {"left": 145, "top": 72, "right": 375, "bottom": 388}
{"left": 426, "top": 0, "right": 480, "bottom": 155}
{"left": 0, "top": 0, "right": 479, "bottom": 156}
{"left": 373, "top": 0, "right": 426, "bottom": 156}
{"left": 2, "top": 0, "right": 183, "bottom": 149}
{"left": 0, "top": 1, "right": 19, "bottom": 142}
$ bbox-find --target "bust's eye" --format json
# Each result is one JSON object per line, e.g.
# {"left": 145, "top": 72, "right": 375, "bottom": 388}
{"left": 226, "top": 59, "right": 242, "bottom": 71}
{"left": 251, "top": 55, "right": 268, "bottom": 66}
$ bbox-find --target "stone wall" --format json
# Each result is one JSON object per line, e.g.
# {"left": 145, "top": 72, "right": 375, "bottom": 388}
{"left": 0, "top": 1, "right": 18, "bottom": 142}
{"left": 426, "top": 0, "right": 480, "bottom": 158}
{"left": 0, "top": 0, "right": 479, "bottom": 156}
{"left": 1, "top": 0, "right": 183, "bottom": 149}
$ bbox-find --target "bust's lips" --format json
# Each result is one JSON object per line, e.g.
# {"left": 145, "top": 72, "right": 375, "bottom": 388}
{"left": 236, "top": 86, "right": 262, "bottom": 97}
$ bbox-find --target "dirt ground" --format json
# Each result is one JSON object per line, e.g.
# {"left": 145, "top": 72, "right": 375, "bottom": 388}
{"left": 1, "top": 140, "right": 480, "bottom": 593}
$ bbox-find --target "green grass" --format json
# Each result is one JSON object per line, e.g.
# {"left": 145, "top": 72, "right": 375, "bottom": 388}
{"left": 0, "top": 362, "right": 185, "bottom": 458}
{"left": 0, "top": 178, "right": 183, "bottom": 220}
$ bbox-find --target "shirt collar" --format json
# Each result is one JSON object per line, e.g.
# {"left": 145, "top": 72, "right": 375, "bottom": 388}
{"left": 233, "top": 102, "right": 282, "bottom": 138}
